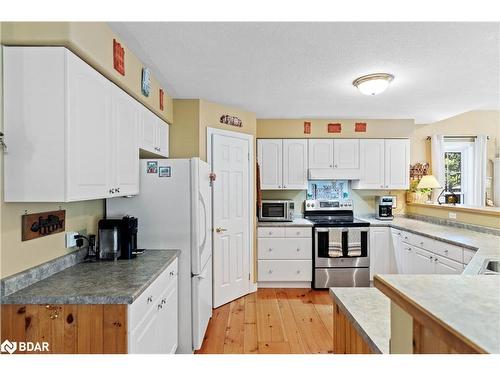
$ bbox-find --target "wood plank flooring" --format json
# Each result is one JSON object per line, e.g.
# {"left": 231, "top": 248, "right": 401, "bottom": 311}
{"left": 196, "top": 288, "right": 333, "bottom": 354}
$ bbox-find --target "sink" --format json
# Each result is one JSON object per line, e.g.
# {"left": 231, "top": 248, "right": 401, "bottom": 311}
{"left": 479, "top": 260, "right": 500, "bottom": 275}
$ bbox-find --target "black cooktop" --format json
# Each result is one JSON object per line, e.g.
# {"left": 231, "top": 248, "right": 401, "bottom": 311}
{"left": 304, "top": 215, "right": 370, "bottom": 227}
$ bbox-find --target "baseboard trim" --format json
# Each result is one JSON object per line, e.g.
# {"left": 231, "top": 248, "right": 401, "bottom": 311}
{"left": 258, "top": 281, "right": 312, "bottom": 288}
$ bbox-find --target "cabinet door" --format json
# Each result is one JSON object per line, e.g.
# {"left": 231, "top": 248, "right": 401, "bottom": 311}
{"left": 411, "top": 247, "right": 434, "bottom": 274}
{"left": 333, "top": 139, "right": 359, "bottom": 169}
{"left": 157, "top": 282, "right": 178, "bottom": 354}
{"left": 67, "top": 52, "right": 113, "bottom": 201}
{"left": 369, "top": 227, "right": 392, "bottom": 280}
{"left": 391, "top": 229, "right": 404, "bottom": 273}
{"left": 282, "top": 139, "right": 308, "bottom": 189}
{"left": 140, "top": 109, "right": 158, "bottom": 154}
{"left": 258, "top": 139, "right": 283, "bottom": 189}
{"left": 354, "top": 139, "right": 385, "bottom": 189}
{"left": 113, "top": 89, "right": 139, "bottom": 196}
{"left": 385, "top": 139, "right": 410, "bottom": 189}
{"left": 129, "top": 305, "right": 161, "bottom": 354}
{"left": 308, "top": 139, "right": 334, "bottom": 169}
{"left": 434, "top": 256, "right": 462, "bottom": 274}
{"left": 157, "top": 123, "right": 169, "bottom": 157}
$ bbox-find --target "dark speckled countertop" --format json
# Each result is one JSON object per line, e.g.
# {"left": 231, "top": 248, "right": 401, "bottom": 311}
{"left": 1, "top": 250, "right": 179, "bottom": 305}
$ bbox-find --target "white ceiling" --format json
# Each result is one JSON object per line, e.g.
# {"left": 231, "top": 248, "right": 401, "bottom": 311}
{"left": 109, "top": 22, "right": 500, "bottom": 124}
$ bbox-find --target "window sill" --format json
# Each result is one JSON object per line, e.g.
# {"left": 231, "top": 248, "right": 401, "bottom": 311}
{"left": 406, "top": 202, "right": 500, "bottom": 216}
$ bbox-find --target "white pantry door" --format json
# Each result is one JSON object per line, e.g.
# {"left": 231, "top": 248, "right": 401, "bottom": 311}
{"left": 212, "top": 133, "right": 250, "bottom": 308}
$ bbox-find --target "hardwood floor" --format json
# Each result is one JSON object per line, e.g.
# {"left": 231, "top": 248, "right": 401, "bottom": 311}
{"left": 196, "top": 288, "right": 333, "bottom": 354}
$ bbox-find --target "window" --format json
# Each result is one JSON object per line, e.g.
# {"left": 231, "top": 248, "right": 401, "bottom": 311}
{"left": 443, "top": 140, "right": 474, "bottom": 204}
{"left": 444, "top": 151, "right": 464, "bottom": 203}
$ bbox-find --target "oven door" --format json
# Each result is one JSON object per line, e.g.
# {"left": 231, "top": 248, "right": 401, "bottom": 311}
{"left": 314, "top": 227, "right": 369, "bottom": 268}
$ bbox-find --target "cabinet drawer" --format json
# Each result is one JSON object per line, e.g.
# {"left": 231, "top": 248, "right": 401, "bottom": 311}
{"left": 463, "top": 248, "right": 476, "bottom": 265}
{"left": 129, "top": 258, "right": 178, "bottom": 330}
{"left": 285, "top": 227, "right": 312, "bottom": 238}
{"left": 258, "top": 227, "right": 286, "bottom": 238}
{"left": 433, "top": 241, "right": 463, "bottom": 263}
{"left": 402, "top": 232, "right": 434, "bottom": 251}
{"left": 258, "top": 238, "right": 312, "bottom": 260}
{"left": 258, "top": 260, "right": 312, "bottom": 281}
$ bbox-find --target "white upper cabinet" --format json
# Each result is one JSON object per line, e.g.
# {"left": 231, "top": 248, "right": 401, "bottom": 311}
{"left": 3, "top": 46, "right": 163, "bottom": 202}
{"left": 282, "top": 139, "right": 308, "bottom": 189}
{"left": 258, "top": 139, "right": 283, "bottom": 189}
{"left": 355, "top": 139, "right": 385, "bottom": 189}
{"left": 258, "top": 139, "right": 308, "bottom": 190}
{"left": 308, "top": 139, "right": 334, "bottom": 169}
{"left": 384, "top": 139, "right": 410, "bottom": 189}
{"left": 139, "top": 108, "right": 169, "bottom": 158}
{"left": 352, "top": 138, "right": 410, "bottom": 190}
{"left": 333, "top": 139, "right": 359, "bottom": 170}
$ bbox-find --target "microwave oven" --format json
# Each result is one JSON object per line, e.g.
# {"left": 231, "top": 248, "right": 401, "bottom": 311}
{"left": 258, "top": 200, "right": 294, "bottom": 222}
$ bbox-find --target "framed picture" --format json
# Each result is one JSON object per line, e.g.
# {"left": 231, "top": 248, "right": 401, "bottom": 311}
{"left": 141, "top": 67, "right": 152, "bottom": 97}
{"left": 147, "top": 161, "right": 158, "bottom": 173}
{"left": 158, "top": 166, "right": 171, "bottom": 177}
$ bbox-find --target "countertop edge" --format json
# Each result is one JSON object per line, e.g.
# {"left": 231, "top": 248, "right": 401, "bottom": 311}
{"left": 329, "top": 289, "right": 384, "bottom": 354}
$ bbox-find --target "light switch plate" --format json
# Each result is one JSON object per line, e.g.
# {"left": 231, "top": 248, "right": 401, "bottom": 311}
{"left": 65, "top": 232, "right": 78, "bottom": 248}
{"left": 448, "top": 212, "right": 457, "bottom": 219}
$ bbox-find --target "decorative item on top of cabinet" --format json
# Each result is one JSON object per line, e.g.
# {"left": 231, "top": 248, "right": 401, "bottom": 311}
{"left": 328, "top": 123, "right": 342, "bottom": 133}
{"left": 304, "top": 121, "right": 311, "bottom": 134}
{"left": 355, "top": 122, "right": 367, "bottom": 132}
{"left": 113, "top": 39, "right": 125, "bottom": 76}
{"left": 159, "top": 89, "right": 165, "bottom": 111}
{"left": 220, "top": 114, "right": 243, "bottom": 127}
{"left": 141, "top": 67, "right": 152, "bottom": 97}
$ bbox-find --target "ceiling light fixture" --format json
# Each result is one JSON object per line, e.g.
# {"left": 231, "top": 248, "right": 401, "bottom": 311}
{"left": 353, "top": 73, "right": 394, "bottom": 96}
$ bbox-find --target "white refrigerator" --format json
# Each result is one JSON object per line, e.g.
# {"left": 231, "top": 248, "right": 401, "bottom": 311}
{"left": 106, "top": 158, "right": 213, "bottom": 353}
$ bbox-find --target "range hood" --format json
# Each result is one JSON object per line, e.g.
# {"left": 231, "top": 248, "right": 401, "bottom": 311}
{"left": 308, "top": 168, "right": 360, "bottom": 181}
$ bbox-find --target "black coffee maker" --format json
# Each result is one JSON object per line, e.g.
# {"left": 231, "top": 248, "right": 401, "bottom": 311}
{"left": 98, "top": 216, "right": 138, "bottom": 260}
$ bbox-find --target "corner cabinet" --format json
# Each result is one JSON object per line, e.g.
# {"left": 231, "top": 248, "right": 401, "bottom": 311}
{"left": 257, "top": 139, "right": 307, "bottom": 190}
{"left": 352, "top": 139, "right": 410, "bottom": 190}
{"left": 3, "top": 46, "right": 168, "bottom": 202}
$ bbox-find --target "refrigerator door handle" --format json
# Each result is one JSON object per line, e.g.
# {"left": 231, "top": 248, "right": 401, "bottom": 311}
{"left": 198, "top": 191, "right": 207, "bottom": 252}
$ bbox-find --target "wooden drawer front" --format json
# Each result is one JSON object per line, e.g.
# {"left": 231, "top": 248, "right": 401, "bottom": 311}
{"left": 463, "top": 248, "right": 476, "bottom": 265}
{"left": 258, "top": 238, "right": 312, "bottom": 260}
{"left": 258, "top": 260, "right": 312, "bottom": 281}
{"left": 129, "top": 260, "right": 177, "bottom": 330}
{"left": 285, "top": 227, "right": 312, "bottom": 238}
{"left": 402, "top": 232, "right": 435, "bottom": 251}
{"left": 258, "top": 227, "right": 286, "bottom": 238}
{"left": 433, "top": 241, "right": 463, "bottom": 263}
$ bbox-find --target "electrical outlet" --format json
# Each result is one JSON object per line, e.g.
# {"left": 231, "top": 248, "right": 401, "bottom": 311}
{"left": 65, "top": 232, "right": 78, "bottom": 248}
{"left": 448, "top": 212, "right": 457, "bottom": 219}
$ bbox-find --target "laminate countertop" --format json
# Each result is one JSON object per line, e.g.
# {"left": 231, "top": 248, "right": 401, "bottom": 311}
{"left": 257, "top": 218, "right": 314, "bottom": 227}
{"left": 375, "top": 274, "right": 500, "bottom": 354}
{"left": 329, "top": 287, "right": 390, "bottom": 354}
{"left": 1, "top": 250, "right": 179, "bottom": 305}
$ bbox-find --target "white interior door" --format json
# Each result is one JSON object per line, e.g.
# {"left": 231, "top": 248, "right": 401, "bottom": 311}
{"left": 212, "top": 133, "right": 250, "bottom": 308}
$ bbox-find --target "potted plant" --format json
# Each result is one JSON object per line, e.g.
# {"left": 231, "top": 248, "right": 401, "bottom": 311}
{"left": 406, "top": 180, "right": 431, "bottom": 204}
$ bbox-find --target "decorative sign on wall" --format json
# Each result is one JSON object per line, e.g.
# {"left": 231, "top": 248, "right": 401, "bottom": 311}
{"left": 303, "top": 121, "right": 311, "bottom": 134}
{"left": 159, "top": 89, "right": 165, "bottom": 111}
{"left": 328, "top": 123, "right": 342, "bottom": 133}
{"left": 220, "top": 115, "right": 242, "bottom": 127}
{"left": 22, "top": 210, "right": 65, "bottom": 241}
{"left": 141, "top": 68, "right": 152, "bottom": 97}
{"left": 355, "top": 122, "right": 367, "bottom": 132}
{"left": 113, "top": 39, "right": 125, "bottom": 76}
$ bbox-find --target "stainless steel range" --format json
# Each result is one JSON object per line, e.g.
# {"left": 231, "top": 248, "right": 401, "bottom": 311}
{"left": 304, "top": 199, "right": 370, "bottom": 288}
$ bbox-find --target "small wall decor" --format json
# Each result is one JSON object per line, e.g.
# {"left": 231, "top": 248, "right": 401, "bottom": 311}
{"left": 328, "top": 123, "right": 342, "bottom": 133}
{"left": 147, "top": 161, "right": 158, "bottom": 173}
{"left": 22, "top": 210, "right": 65, "bottom": 241}
{"left": 159, "top": 89, "right": 164, "bottom": 111}
{"left": 220, "top": 115, "right": 242, "bottom": 127}
{"left": 410, "top": 162, "right": 430, "bottom": 181}
{"left": 141, "top": 67, "right": 152, "bottom": 97}
{"left": 303, "top": 121, "right": 311, "bottom": 134}
{"left": 355, "top": 122, "right": 367, "bottom": 132}
{"left": 113, "top": 39, "right": 125, "bottom": 76}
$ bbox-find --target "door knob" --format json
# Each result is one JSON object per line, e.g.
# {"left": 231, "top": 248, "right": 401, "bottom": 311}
{"left": 215, "top": 227, "right": 227, "bottom": 233}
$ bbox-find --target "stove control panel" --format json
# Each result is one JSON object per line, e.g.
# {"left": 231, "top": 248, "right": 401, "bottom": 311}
{"left": 305, "top": 199, "right": 353, "bottom": 211}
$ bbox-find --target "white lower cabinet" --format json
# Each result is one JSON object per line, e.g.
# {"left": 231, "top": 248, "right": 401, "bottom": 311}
{"left": 369, "top": 227, "right": 396, "bottom": 280}
{"left": 258, "top": 226, "right": 312, "bottom": 285}
{"left": 129, "top": 259, "right": 178, "bottom": 354}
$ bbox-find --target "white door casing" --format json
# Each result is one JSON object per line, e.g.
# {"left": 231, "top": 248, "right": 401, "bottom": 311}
{"left": 209, "top": 128, "right": 252, "bottom": 308}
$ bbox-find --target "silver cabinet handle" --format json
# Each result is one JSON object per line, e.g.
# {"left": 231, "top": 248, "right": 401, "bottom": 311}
{"left": 334, "top": 164, "right": 338, "bottom": 168}
{"left": 278, "top": 185, "right": 281, "bottom": 188}
{"left": 283, "top": 185, "right": 286, "bottom": 188}
{"left": 330, "top": 164, "right": 333, "bottom": 168}
{"left": 430, "top": 256, "right": 433, "bottom": 261}
{"left": 169, "top": 271, "right": 175, "bottom": 276}
{"left": 268, "top": 231, "right": 273, "bottom": 235}
{"left": 296, "top": 248, "right": 300, "bottom": 252}
{"left": 268, "top": 248, "right": 273, "bottom": 252}
{"left": 147, "top": 296, "right": 153, "bottom": 303}
{"left": 109, "top": 188, "right": 115, "bottom": 194}
{"left": 444, "top": 249, "right": 449, "bottom": 254}
{"left": 115, "top": 187, "right": 120, "bottom": 193}
{"left": 434, "top": 258, "right": 438, "bottom": 263}
{"left": 268, "top": 269, "right": 273, "bottom": 274}
{"left": 420, "top": 241, "right": 424, "bottom": 246}
{"left": 385, "top": 185, "right": 389, "bottom": 188}
{"left": 161, "top": 298, "right": 166, "bottom": 304}
{"left": 157, "top": 304, "right": 163, "bottom": 310}
{"left": 296, "top": 270, "right": 301, "bottom": 274}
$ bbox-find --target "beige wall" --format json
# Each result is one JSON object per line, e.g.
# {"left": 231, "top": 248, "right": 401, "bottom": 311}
{"left": 257, "top": 118, "right": 415, "bottom": 138}
{"left": 0, "top": 22, "right": 174, "bottom": 278}
{"left": 1, "top": 22, "right": 173, "bottom": 124}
